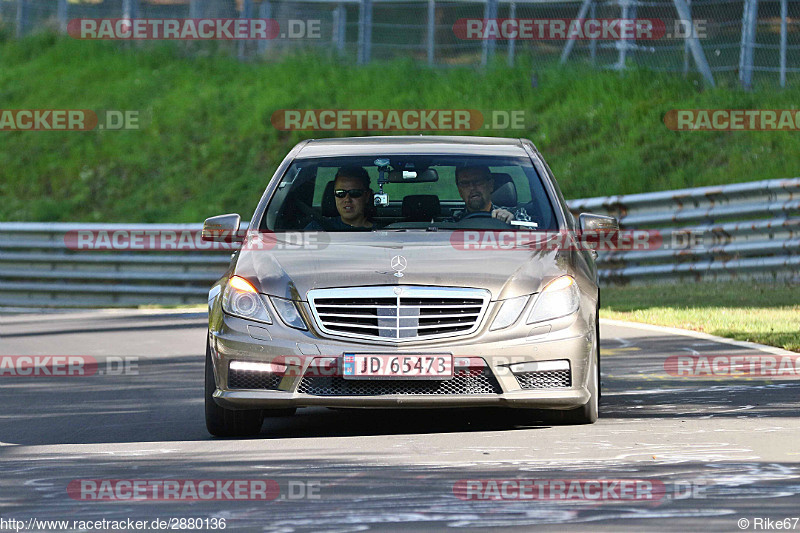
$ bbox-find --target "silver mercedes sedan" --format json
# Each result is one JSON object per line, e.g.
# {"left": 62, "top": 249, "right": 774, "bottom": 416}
{"left": 202, "top": 136, "right": 618, "bottom": 436}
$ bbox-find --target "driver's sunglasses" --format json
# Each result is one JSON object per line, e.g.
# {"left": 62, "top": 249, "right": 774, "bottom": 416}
{"left": 334, "top": 189, "right": 366, "bottom": 199}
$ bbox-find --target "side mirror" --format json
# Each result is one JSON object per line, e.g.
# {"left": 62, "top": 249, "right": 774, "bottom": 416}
{"left": 202, "top": 213, "right": 244, "bottom": 243}
{"left": 578, "top": 213, "right": 619, "bottom": 232}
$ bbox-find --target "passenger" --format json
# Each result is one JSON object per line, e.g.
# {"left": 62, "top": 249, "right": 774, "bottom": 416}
{"left": 306, "top": 166, "right": 375, "bottom": 231}
{"left": 451, "top": 165, "right": 529, "bottom": 223}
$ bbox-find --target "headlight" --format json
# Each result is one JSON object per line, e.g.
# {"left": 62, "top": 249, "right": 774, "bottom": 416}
{"left": 222, "top": 276, "right": 272, "bottom": 324}
{"left": 490, "top": 295, "right": 529, "bottom": 331}
{"left": 270, "top": 296, "right": 307, "bottom": 330}
{"left": 527, "top": 276, "right": 580, "bottom": 324}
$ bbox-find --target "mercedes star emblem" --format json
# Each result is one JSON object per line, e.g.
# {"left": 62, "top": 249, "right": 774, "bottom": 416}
{"left": 390, "top": 255, "right": 407, "bottom": 278}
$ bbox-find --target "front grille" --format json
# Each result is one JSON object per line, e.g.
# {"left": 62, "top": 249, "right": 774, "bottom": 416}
{"left": 228, "top": 365, "right": 283, "bottom": 390}
{"left": 515, "top": 370, "right": 571, "bottom": 389}
{"left": 307, "top": 286, "right": 490, "bottom": 342}
{"left": 297, "top": 370, "right": 502, "bottom": 396}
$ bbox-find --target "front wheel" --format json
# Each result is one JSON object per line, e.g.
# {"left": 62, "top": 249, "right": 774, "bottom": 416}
{"left": 536, "top": 320, "right": 600, "bottom": 425}
{"left": 205, "top": 339, "right": 264, "bottom": 437}
{"left": 556, "top": 348, "right": 599, "bottom": 424}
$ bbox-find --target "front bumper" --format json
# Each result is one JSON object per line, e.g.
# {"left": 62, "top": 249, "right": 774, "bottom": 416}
{"left": 209, "top": 307, "right": 595, "bottom": 411}
{"left": 214, "top": 388, "right": 590, "bottom": 410}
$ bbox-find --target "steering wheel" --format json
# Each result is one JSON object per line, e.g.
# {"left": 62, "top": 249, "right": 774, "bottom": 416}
{"left": 460, "top": 211, "right": 493, "bottom": 220}
{"left": 458, "top": 210, "right": 515, "bottom": 229}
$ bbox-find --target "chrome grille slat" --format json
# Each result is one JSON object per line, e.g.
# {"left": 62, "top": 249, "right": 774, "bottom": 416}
{"left": 318, "top": 312, "right": 481, "bottom": 319}
{"left": 320, "top": 320, "right": 478, "bottom": 330}
{"left": 316, "top": 304, "right": 482, "bottom": 309}
{"left": 307, "top": 286, "right": 491, "bottom": 343}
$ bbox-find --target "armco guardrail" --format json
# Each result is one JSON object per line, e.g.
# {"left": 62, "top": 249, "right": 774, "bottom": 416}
{"left": 0, "top": 178, "right": 797, "bottom": 307}
{"left": 0, "top": 223, "right": 231, "bottom": 307}
{"left": 568, "top": 177, "right": 800, "bottom": 284}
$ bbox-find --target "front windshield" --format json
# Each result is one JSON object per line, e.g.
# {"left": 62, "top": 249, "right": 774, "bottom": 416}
{"left": 260, "top": 154, "right": 558, "bottom": 232}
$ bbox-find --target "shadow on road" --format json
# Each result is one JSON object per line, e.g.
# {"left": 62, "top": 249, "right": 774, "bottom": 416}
{"left": 1, "top": 342, "right": 798, "bottom": 446}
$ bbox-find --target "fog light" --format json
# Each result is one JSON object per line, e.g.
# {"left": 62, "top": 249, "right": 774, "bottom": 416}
{"left": 229, "top": 361, "right": 285, "bottom": 374}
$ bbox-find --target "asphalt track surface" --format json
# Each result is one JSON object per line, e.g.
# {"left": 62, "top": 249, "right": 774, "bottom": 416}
{"left": 1, "top": 309, "right": 798, "bottom": 532}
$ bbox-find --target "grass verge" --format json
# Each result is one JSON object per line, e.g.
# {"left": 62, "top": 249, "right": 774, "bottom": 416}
{"left": 600, "top": 282, "right": 800, "bottom": 352}
{"left": 2, "top": 34, "right": 800, "bottom": 222}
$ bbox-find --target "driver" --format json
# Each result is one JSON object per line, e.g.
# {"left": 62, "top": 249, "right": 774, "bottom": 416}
{"left": 305, "top": 166, "right": 375, "bottom": 231}
{"left": 451, "top": 165, "right": 526, "bottom": 223}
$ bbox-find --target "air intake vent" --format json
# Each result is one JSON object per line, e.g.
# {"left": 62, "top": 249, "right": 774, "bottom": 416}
{"left": 297, "top": 370, "right": 502, "bottom": 396}
{"left": 515, "top": 369, "right": 571, "bottom": 389}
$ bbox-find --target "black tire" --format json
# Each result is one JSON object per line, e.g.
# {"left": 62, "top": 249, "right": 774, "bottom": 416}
{"left": 205, "top": 340, "right": 264, "bottom": 437}
{"left": 596, "top": 308, "right": 602, "bottom": 400}
{"left": 557, "top": 346, "right": 599, "bottom": 425}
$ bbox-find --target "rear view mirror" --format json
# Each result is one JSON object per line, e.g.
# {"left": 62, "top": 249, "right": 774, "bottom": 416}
{"left": 578, "top": 213, "right": 619, "bottom": 232}
{"left": 387, "top": 168, "right": 439, "bottom": 183}
{"left": 202, "top": 213, "right": 244, "bottom": 243}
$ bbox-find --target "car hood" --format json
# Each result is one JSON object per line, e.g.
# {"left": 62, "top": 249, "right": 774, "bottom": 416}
{"left": 233, "top": 231, "right": 571, "bottom": 301}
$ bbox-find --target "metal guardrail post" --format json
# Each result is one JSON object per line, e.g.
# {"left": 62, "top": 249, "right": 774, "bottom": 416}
{"left": 15, "top": 0, "right": 27, "bottom": 38}
{"left": 427, "top": 0, "right": 436, "bottom": 66}
{"left": 57, "top": 0, "right": 68, "bottom": 33}
{"left": 672, "top": 0, "right": 715, "bottom": 87}
{"left": 560, "top": 0, "right": 593, "bottom": 64}
{"left": 507, "top": 1, "right": 516, "bottom": 67}
{"left": 238, "top": 0, "right": 253, "bottom": 61}
{"left": 615, "top": 0, "right": 630, "bottom": 70}
{"left": 357, "top": 0, "right": 372, "bottom": 64}
{"left": 480, "top": 0, "right": 498, "bottom": 67}
{"left": 258, "top": 1, "right": 272, "bottom": 55}
{"left": 739, "top": 0, "right": 758, "bottom": 90}
{"left": 122, "top": 0, "right": 139, "bottom": 20}
{"left": 683, "top": 0, "right": 691, "bottom": 76}
{"left": 780, "top": 0, "right": 787, "bottom": 88}
{"left": 588, "top": 1, "right": 597, "bottom": 65}
{"left": 333, "top": 3, "right": 346, "bottom": 53}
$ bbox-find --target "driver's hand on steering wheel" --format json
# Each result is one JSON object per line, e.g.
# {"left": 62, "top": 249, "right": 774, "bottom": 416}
{"left": 491, "top": 208, "right": 515, "bottom": 223}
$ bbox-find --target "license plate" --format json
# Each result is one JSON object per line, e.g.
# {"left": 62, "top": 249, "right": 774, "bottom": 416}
{"left": 342, "top": 354, "right": 453, "bottom": 379}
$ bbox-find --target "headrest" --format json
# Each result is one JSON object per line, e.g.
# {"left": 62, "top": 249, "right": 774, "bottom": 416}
{"left": 491, "top": 173, "right": 517, "bottom": 207}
